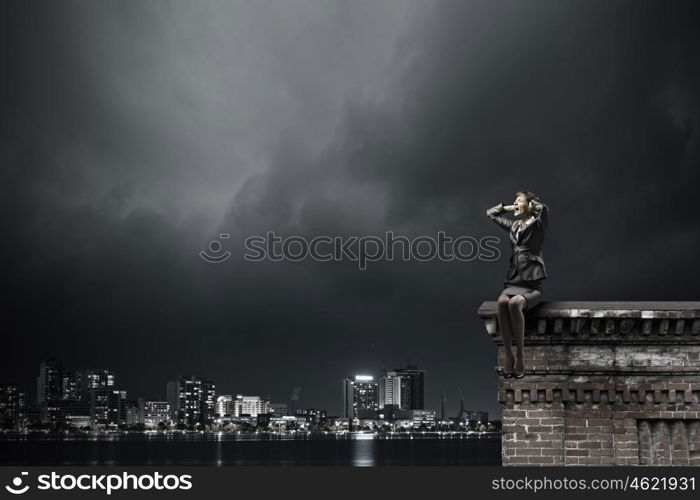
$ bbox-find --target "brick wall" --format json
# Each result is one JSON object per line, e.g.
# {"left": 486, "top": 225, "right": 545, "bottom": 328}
{"left": 478, "top": 301, "right": 700, "bottom": 466}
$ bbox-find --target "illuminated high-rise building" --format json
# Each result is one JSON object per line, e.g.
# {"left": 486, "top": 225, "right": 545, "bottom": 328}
{"left": 341, "top": 375, "right": 378, "bottom": 419}
{"left": 379, "top": 372, "right": 403, "bottom": 409}
{"left": 167, "top": 376, "right": 216, "bottom": 426}
{"left": 74, "top": 369, "right": 117, "bottom": 426}
{"left": 380, "top": 365, "right": 426, "bottom": 410}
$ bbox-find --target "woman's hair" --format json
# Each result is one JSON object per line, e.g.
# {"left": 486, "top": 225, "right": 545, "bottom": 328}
{"left": 515, "top": 190, "right": 539, "bottom": 202}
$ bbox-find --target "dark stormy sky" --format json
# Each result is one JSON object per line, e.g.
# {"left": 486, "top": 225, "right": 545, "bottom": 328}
{"left": 2, "top": 0, "right": 699, "bottom": 418}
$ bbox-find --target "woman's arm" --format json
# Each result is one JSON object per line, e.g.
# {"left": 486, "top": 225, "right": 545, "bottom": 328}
{"left": 486, "top": 203, "right": 514, "bottom": 231}
{"left": 529, "top": 199, "right": 549, "bottom": 230}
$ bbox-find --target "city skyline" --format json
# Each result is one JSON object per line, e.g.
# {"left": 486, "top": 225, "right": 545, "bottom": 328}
{"left": 9, "top": 357, "right": 486, "bottom": 423}
{"left": 3, "top": 356, "right": 500, "bottom": 436}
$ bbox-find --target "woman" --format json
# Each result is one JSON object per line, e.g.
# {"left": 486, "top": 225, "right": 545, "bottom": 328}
{"left": 486, "top": 191, "right": 548, "bottom": 379}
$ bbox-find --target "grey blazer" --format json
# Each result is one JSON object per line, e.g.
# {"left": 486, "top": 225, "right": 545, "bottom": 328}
{"left": 486, "top": 201, "right": 549, "bottom": 283}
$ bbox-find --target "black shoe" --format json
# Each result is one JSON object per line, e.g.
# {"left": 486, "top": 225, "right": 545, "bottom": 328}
{"left": 514, "top": 372, "right": 525, "bottom": 379}
{"left": 504, "top": 372, "right": 514, "bottom": 379}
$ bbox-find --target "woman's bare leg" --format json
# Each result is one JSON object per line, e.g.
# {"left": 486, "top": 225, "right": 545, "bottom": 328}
{"left": 497, "top": 294, "right": 514, "bottom": 373}
{"left": 508, "top": 295, "right": 527, "bottom": 374}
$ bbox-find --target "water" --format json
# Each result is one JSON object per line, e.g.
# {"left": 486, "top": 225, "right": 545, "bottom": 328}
{"left": 0, "top": 433, "right": 502, "bottom": 466}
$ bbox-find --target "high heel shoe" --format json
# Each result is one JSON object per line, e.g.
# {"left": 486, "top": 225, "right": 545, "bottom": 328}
{"left": 514, "top": 358, "right": 525, "bottom": 379}
{"left": 495, "top": 367, "right": 514, "bottom": 379}
{"left": 503, "top": 354, "right": 515, "bottom": 379}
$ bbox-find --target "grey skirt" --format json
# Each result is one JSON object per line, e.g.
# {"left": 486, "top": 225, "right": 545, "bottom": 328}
{"left": 500, "top": 286, "right": 542, "bottom": 311}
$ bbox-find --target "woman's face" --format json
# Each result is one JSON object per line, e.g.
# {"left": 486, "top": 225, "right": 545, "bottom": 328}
{"left": 513, "top": 195, "right": 530, "bottom": 219}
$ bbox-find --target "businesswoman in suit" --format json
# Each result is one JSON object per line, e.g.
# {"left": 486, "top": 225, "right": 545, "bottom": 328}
{"left": 486, "top": 191, "right": 548, "bottom": 379}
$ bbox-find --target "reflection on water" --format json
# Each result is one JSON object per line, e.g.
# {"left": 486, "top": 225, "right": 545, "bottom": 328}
{"left": 351, "top": 435, "right": 376, "bottom": 467}
{"left": 216, "top": 439, "right": 223, "bottom": 467}
{"left": 0, "top": 433, "right": 501, "bottom": 466}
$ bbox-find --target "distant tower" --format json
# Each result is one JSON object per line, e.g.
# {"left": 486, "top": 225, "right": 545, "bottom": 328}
{"left": 290, "top": 387, "right": 302, "bottom": 416}
{"left": 441, "top": 389, "right": 447, "bottom": 421}
{"left": 36, "top": 357, "right": 64, "bottom": 404}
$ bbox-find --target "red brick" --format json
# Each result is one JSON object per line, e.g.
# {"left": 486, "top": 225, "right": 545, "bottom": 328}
{"left": 589, "top": 449, "right": 614, "bottom": 457}
{"left": 515, "top": 448, "right": 542, "bottom": 456}
{"left": 578, "top": 441, "right": 602, "bottom": 449}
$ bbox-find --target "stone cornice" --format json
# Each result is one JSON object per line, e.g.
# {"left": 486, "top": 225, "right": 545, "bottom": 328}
{"left": 497, "top": 380, "right": 700, "bottom": 405}
{"left": 478, "top": 301, "right": 700, "bottom": 344}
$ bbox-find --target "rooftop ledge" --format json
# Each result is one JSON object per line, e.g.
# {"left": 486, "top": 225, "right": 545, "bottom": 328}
{"left": 477, "top": 301, "right": 700, "bottom": 467}
{"left": 477, "top": 301, "right": 700, "bottom": 343}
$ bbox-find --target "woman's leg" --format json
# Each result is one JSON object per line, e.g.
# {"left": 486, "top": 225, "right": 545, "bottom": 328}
{"left": 508, "top": 295, "right": 527, "bottom": 375}
{"left": 497, "top": 294, "right": 514, "bottom": 373}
